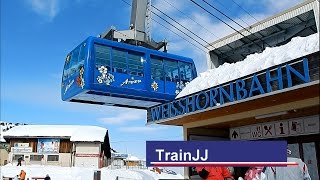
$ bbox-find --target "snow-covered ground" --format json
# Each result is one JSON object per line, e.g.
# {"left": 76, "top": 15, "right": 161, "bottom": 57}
{"left": 0, "top": 164, "right": 184, "bottom": 180}
{"left": 177, "top": 33, "right": 320, "bottom": 98}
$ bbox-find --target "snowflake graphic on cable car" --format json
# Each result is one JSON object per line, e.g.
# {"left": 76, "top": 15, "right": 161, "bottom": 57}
{"left": 151, "top": 81, "right": 159, "bottom": 91}
{"left": 97, "top": 66, "right": 115, "bottom": 85}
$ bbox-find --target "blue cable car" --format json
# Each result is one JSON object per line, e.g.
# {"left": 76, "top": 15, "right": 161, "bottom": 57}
{"left": 61, "top": 37, "right": 197, "bottom": 109}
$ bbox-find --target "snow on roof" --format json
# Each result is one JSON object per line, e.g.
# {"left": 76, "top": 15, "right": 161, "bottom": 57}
{"left": 0, "top": 136, "right": 5, "bottom": 143}
{"left": 126, "top": 155, "right": 140, "bottom": 161}
{"left": 177, "top": 33, "right": 319, "bottom": 98}
{"left": 0, "top": 121, "right": 24, "bottom": 142}
{"left": 3, "top": 125, "right": 107, "bottom": 142}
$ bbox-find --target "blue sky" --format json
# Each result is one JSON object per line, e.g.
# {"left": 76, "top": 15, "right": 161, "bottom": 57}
{"left": 1, "top": 0, "right": 303, "bottom": 159}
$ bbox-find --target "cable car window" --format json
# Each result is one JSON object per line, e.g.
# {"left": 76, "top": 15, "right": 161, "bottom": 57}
{"left": 164, "top": 60, "right": 179, "bottom": 82}
{"left": 151, "top": 57, "right": 163, "bottom": 80}
{"left": 95, "top": 44, "right": 111, "bottom": 70}
{"left": 63, "top": 45, "right": 81, "bottom": 81}
{"left": 70, "top": 46, "right": 80, "bottom": 69}
{"left": 112, "top": 49, "right": 127, "bottom": 73}
{"left": 179, "top": 62, "right": 193, "bottom": 82}
{"left": 62, "top": 54, "right": 71, "bottom": 81}
{"left": 68, "top": 47, "right": 80, "bottom": 78}
{"left": 79, "top": 43, "right": 86, "bottom": 63}
{"left": 128, "top": 52, "right": 144, "bottom": 76}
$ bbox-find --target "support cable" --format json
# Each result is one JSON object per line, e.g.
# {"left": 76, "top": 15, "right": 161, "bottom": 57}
{"left": 214, "top": 0, "right": 253, "bottom": 27}
{"left": 152, "top": 18, "right": 209, "bottom": 54}
{"left": 162, "top": 0, "right": 219, "bottom": 39}
{"left": 201, "top": 0, "right": 271, "bottom": 47}
{"left": 230, "top": 0, "right": 261, "bottom": 23}
{"left": 151, "top": 4, "right": 222, "bottom": 52}
{"left": 120, "top": 0, "right": 210, "bottom": 54}
{"left": 152, "top": 12, "right": 212, "bottom": 52}
{"left": 190, "top": 0, "right": 266, "bottom": 49}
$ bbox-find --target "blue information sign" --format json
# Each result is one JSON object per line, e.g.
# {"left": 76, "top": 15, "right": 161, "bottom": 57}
{"left": 146, "top": 141, "right": 290, "bottom": 167}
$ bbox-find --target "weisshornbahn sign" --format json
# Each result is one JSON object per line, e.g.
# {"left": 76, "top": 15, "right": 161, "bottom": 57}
{"left": 149, "top": 58, "right": 311, "bottom": 122}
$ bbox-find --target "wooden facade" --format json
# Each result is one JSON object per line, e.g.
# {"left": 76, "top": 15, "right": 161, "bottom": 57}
{"left": 8, "top": 138, "right": 72, "bottom": 153}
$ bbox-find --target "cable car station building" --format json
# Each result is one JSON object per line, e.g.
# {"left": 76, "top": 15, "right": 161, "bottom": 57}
{"left": 147, "top": 0, "right": 320, "bottom": 179}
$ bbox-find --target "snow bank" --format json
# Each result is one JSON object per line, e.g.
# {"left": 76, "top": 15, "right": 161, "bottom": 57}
{"left": 0, "top": 165, "right": 184, "bottom": 180}
{"left": 2, "top": 125, "right": 107, "bottom": 142}
{"left": 177, "top": 33, "right": 319, "bottom": 98}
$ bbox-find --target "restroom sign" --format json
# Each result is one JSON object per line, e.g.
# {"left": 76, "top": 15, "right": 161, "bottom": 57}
{"left": 230, "top": 115, "right": 319, "bottom": 140}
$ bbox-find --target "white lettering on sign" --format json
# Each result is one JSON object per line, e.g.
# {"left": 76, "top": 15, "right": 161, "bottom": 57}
{"left": 14, "top": 143, "right": 29, "bottom": 148}
{"left": 262, "top": 123, "right": 275, "bottom": 138}
{"left": 121, "top": 78, "right": 142, "bottom": 86}
{"left": 75, "top": 154, "right": 100, "bottom": 157}
{"left": 64, "top": 79, "right": 74, "bottom": 95}
{"left": 11, "top": 147, "right": 32, "bottom": 153}
{"left": 155, "top": 149, "right": 208, "bottom": 161}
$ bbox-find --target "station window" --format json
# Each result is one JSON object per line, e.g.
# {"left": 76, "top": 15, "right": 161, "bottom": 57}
{"left": 13, "top": 154, "right": 24, "bottom": 161}
{"left": 151, "top": 57, "right": 163, "bottom": 80}
{"left": 164, "top": 60, "right": 179, "bottom": 82}
{"left": 47, "top": 155, "right": 59, "bottom": 162}
{"left": 179, "top": 62, "right": 193, "bottom": 82}
{"left": 95, "top": 44, "right": 111, "bottom": 71}
{"left": 30, "top": 155, "right": 43, "bottom": 161}
{"left": 128, "top": 52, "right": 144, "bottom": 76}
{"left": 112, "top": 49, "right": 127, "bottom": 73}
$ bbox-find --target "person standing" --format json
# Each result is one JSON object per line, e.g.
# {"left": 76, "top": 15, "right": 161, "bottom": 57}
{"left": 263, "top": 149, "right": 311, "bottom": 180}
{"left": 243, "top": 167, "right": 266, "bottom": 180}
{"left": 263, "top": 157, "right": 311, "bottom": 180}
{"left": 19, "top": 170, "right": 26, "bottom": 180}
{"left": 196, "top": 167, "right": 234, "bottom": 180}
{"left": 17, "top": 156, "right": 23, "bottom": 166}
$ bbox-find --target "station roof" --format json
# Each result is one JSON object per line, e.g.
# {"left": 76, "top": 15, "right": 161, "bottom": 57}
{"left": 2, "top": 125, "right": 108, "bottom": 142}
{"left": 207, "top": 0, "right": 319, "bottom": 64}
{"left": 178, "top": 32, "right": 319, "bottom": 98}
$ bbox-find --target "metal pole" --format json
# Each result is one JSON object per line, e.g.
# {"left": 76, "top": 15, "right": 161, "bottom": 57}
{"left": 93, "top": 170, "right": 101, "bottom": 180}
